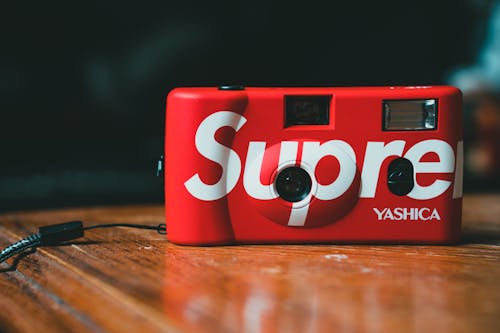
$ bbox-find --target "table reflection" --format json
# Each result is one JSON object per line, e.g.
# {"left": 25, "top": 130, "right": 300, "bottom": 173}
{"left": 162, "top": 244, "right": 496, "bottom": 333}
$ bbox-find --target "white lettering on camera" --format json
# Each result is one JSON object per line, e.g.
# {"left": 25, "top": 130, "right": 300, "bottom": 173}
{"left": 184, "top": 111, "right": 463, "bottom": 201}
{"left": 373, "top": 207, "right": 441, "bottom": 221}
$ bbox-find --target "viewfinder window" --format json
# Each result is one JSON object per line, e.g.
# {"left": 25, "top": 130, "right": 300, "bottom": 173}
{"left": 285, "top": 96, "right": 331, "bottom": 127}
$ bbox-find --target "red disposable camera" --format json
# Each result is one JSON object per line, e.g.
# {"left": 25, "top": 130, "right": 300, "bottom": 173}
{"left": 164, "top": 86, "right": 463, "bottom": 245}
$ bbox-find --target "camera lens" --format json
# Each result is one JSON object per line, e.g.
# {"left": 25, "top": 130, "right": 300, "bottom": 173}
{"left": 275, "top": 167, "right": 312, "bottom": 202}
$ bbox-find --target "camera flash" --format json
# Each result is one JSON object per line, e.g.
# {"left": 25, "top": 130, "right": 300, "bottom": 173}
{"left": 383, "top": 99, "right": 437, "bottom": 131}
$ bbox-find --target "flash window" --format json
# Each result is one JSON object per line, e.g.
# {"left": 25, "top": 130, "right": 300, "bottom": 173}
{"left": 383, "top": 99, "right": 437, "bottom": 131}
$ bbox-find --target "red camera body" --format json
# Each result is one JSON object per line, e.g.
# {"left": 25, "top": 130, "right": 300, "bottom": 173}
{"left": 164, "top": 86, "right": 463, "bottom": 245}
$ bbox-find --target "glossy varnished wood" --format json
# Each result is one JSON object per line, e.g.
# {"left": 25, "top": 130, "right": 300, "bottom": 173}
{"left": 0, "top": 195, "right": 499, "bottom": 333}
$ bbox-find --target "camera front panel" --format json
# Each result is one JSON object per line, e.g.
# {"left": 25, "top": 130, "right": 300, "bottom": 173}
{"left": 165, "top": 86, "right": 462, "bottom": 244}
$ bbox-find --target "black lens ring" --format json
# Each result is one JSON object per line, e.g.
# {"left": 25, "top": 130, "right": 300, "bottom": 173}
{"left": 275, "top": 167, "right": 312, "bottom": 203}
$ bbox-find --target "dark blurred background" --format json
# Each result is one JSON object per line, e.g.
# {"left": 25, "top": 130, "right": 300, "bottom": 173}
{"left": 1, "top": 0, "right": 499, "bottom": 212}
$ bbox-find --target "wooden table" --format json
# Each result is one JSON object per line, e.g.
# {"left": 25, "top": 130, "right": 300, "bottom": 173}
{"left": 0, "top": 194, "right": 499, "bottom": 333}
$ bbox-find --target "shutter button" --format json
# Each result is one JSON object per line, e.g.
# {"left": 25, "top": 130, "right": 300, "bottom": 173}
{"left": 218, "top": 85, "right": 245, "bottom": 91}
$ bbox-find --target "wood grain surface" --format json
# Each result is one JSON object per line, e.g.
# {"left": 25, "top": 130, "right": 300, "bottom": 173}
{"left": 0, "top": 194, "right": 499, "bottom": 333}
